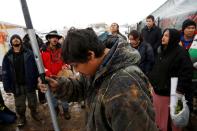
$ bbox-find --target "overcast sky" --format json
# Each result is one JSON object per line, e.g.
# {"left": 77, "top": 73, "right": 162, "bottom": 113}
{"left": 0, "top": 0, "right": 167, "bottom": 31}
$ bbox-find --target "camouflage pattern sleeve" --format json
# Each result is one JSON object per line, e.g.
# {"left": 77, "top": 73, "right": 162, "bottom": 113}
{"left": 54, "top": 76, "right": 85, "bottom": 102}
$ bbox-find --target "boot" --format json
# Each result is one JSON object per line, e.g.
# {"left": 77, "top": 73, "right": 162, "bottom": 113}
{"left": 17, "top": 115, "right": 26, "bottom": 127}
{"left": 63, "top": 110, "right": 71, "bottom": 120}
{"left": 31, "top": 110, "right": 42, "bottom": 121}
{"left": 38, "top": 89, "right": 46, "bottom": 104}
{"left": 55, "top": 106, "right": 60, "bottom": 116}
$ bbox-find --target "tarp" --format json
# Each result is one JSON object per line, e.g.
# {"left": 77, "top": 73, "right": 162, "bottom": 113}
{"left": 152, "top": 0, "right": 197, "bottom": 19}
{"left": 138, "top": 0, "right": 197, "bottom": 31}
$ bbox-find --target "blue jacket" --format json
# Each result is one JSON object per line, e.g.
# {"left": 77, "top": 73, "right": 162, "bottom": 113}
{"left": 2, "top": 47, "right": 39, "bottom": 94}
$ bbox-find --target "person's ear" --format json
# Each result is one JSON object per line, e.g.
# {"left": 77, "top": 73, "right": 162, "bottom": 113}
{"left": 87, "top": 51, "right": 95, "bottom": 61}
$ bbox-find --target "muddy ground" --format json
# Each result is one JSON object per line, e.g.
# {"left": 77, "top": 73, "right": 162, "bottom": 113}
{"left": 1, "top": 82, "right": 197, "bottom": 131}
{"left": 0, "top": 83, "right": 86, "bottom": 131}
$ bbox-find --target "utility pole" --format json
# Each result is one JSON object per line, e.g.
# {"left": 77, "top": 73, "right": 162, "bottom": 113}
{"left": 19, "top": 0, "right": 60, "bottom": 131}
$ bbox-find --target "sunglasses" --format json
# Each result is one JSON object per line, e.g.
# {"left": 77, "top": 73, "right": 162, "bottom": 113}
{"left": 12, "top": 44, "right": 21, "bottom": 47}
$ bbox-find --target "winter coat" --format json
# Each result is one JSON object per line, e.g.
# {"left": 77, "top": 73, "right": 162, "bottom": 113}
{"left": 137, "top": 41, "right": 154, "bottom": 75}
{"left": 41, "top": 45, "right": 63, "bottom": 76}
{"left": 98, "top": 32, "right": 127, "bottom": 48}
{"left": 2, "top": 47, "right": 39, "bottom": 95}
{"left": 102, "top": 35, "right": 119, "bottom": 49}
{"left": 141, "top": 25, "right": 162, "bottom": 55}
{"left": 23, "top": 34, "right": 44, "bottom": 50}
{"left": 54, "top": 40, "right": 158, "bottom": 131}
{"left": 148, "top": 29, "right": 193, "bottom": 100}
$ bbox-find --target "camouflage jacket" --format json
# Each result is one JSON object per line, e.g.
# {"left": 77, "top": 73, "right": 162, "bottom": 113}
{"left": 55, "top": 40, "right": 158, "bottom": 131}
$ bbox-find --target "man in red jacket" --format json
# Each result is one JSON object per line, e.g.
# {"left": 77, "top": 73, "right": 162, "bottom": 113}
{"left": 41, "top": 30, "right": 71, "bottom": 119}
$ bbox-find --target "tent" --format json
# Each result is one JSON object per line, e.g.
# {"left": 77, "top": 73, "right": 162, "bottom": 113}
{"left": 0, "top": 21, "right": 24, "bottom": 30}
{"left": 137, "top": 0, "right": 197, "bottom": 31}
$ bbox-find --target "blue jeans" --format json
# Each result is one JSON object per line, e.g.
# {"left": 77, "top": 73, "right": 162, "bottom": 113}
{"left": 51, "top": 94, "right": 69, "bottom": 112}
{"left": 0, "top": 108, "right": 16, "bottom": 124}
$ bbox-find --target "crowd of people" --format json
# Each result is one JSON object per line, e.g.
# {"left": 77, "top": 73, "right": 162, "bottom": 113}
{"left": 0, "top": 15, "right": 196, "bottom": 131}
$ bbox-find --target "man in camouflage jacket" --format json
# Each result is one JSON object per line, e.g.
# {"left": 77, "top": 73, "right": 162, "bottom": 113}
{"left": 38, "top": 28, "right": 158, "bottom": 131}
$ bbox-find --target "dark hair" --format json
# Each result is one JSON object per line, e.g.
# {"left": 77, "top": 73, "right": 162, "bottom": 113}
{"left": 162, "top": 28, "right": 180, "bottom": 50}
{"left": 182, "top": 19, "right": 196, "bottom": 31}
{"left": 111, "top": 23, "right": 120, "bottom": 33}
{"left": 128, "top": 30, "right": 143, "bottom": 42}
{"left": 10, "top": 34, "right": 22, "bottom": 45}
{"left": 146, "top": 15, "right": 155, "bottom": 21}
{"left": 62, "top": 27, "right": 105, "bottom": 64}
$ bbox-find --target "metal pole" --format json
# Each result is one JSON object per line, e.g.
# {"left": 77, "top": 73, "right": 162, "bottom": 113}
{"left": 19, "top": 0, "right": 60, "bottom": 131}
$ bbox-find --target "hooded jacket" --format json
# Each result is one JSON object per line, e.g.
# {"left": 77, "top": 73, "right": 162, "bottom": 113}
{"left": 148, "top": 29, "right": 193, "bottom": 98}
{"left": 54, "top": 39, "right": 158, "bottom": 131}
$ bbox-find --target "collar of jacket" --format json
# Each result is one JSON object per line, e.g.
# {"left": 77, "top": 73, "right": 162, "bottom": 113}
{"left": 46, "top": 45, "right": 61, "bottom": 52}
{"left": 46, "top": 42, "right": 61, "bottom": 48}
{"left": 180, "top": 32, "right": 194, "bottom": 44}
{"left": 7, "top": 47, "right": 32, "bottom": 62}
{"left": 145, "top": 25, "right": 156, "bottom": 31}
{"left": 93, "top": 39, "right": 141, "bottom": 84}
{"left": 8, "top": 46, "right": 28, "bottom": 55}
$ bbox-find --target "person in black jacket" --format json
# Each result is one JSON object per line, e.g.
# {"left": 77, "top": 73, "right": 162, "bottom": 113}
{"left": 148, "top": 29, "right": 193, "bottom": 131}
{"left": 23, "top": 34, "right": 46, "bottom": 104}
{"left": 128, "top": 30, "right": 154, "bottom": 75}
{"left": 141, "top": 15, "right": 162, "bottom": 57}
{"left": 2, "top": 34, "right": 41, "bottom": 127}
{"left": 23, "top": 34, "right": 44, "bottom": 50}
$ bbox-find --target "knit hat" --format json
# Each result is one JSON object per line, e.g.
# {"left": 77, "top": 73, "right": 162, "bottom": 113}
{"left": 182, "top": 19, "right": 196, "bottom": 31}
{"left": 10, "top": 34, "right": 22, "bottom": 45}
